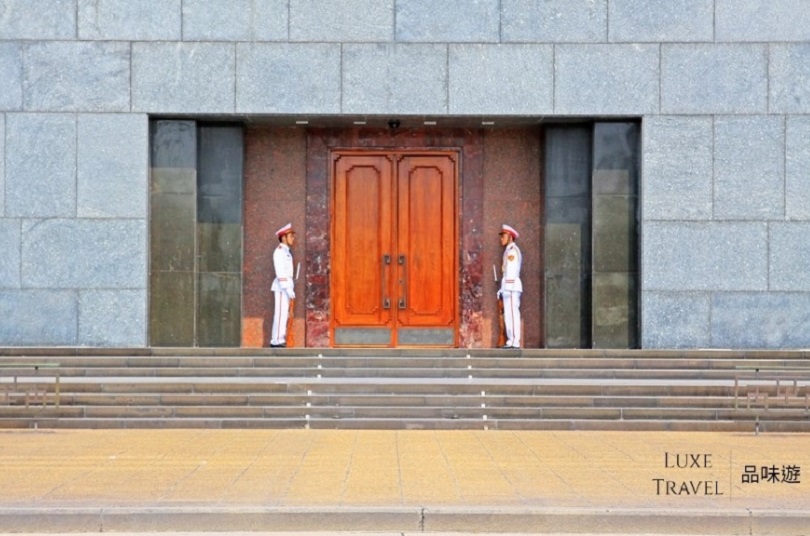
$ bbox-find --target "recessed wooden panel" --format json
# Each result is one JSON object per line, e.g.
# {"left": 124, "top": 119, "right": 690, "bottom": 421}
{"left": 332, "top": 154, "right": 394, "bottom": 328}
{"left": 397, "top": 154, "right": 456, "bottom": 327}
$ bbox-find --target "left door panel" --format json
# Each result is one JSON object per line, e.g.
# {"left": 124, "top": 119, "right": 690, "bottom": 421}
{"left": 332, "top": 153, "right": 395, "bottom": 345}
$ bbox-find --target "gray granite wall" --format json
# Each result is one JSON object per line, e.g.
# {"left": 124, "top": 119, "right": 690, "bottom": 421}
{"left": 1, "top": 0, "right": 808, "bottom": 348}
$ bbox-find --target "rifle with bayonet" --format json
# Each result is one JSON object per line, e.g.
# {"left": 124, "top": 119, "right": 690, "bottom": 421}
{"left": 286, "top": 262, "right": 300, "bottom": 347}
{"left": 494, "top": 264, "right": 505, "bottom": 347}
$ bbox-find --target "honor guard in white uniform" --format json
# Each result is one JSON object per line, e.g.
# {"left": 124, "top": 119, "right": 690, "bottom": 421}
{"left": 498, "top": 224, "right": 522, "bottom": 348}
{"left": 271, "top": 223, "right": 296, "bottom": 347}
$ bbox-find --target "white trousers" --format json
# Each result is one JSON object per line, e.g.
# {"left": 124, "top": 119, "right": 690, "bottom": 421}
{"left": 502, "top": 291, "right": 521, "bottom": 348}
{"left": 271, "top": 290, "right": 290, "bottom": 346}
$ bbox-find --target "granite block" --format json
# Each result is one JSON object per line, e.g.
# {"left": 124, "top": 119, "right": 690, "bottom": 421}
{"left": 183, "top": 0, "right": 287, "bottom": 41}
{"left": 592, "top": 272, "right": 637, "bottom": 349}
{"left": 79, "top": 290, "right": 147, "bottom": 347}
{"left": 290, "top": 0, "right": 392, "bottom": 42}
{"left": 786, "top": 116, "right": 810, "bottom": 220}
{"left": 544, "top": 221, "right": 585, "bottom": 275}
{"left": 0, "top": 290, "right": 77, "bottom": 346}
{"left": 770, "top": 44, "right": 810, "bottom": 114}
{"left": 396, "top": 0, "right": 499, "bottom": 42}
{"left": 641, "top": 292, "right": 711, "bottom": 349}
{"left": 593, "top": 196, "right": 636, "bottom": 273}
{"left": 150, "top": 119, "right": 197, "bottom": 169}
{"left": 661, "top": 44, "right": 768, "bottom": 114}
{"left": 149, "top": 184, "right": 195, "bottom": 273}
{"left": 555, "top": 44, "right": 659, "bottom": 115}
{"left": 23, "top": 41, "right": 130, "bottom": 112}
{"left": 0, "top": 115, "right": 4, "bottom": 215}
{"left": 198, "top": 223, "right": 242, "bottom": 272}
{"left": 343, "top": 43, "right": 447, "bottom": 114}
{"left": 544, "top": 125, "right": 591, "bottom": 199}
{"left": 197, "top": 272, "right": 241, "bottom": 347}
{"left": 642, "top": 116, "right": 713, "bottom": 220}
{"left": 0, "top": 220, "right": 20, "bottom": 288}
{"left": 593, "top": 122, "right": 639, "bottom": 195}
{"left": 149, "top": 270, "right": 194, "bottom": 346}
{"left": 716, "top": 0, "right": 810, "bottom": 42}
{"left": 449, "top": 44, "right": 553, "bottom": 114}
{"left": 769, "top": 223, "right": 810, "bottom": 291}
{"left": 132, "top": 42, "right": 235, "bottom": 113}
{"left": 608, "top": 0, "right": 713, "bottom": 42}
{"left": 714, "top": 115, "right": 784, "bottom": 220}
{"left": 502, "top": 0, "right": 607, "bottom": 43}
{"left": 78, "top": 114, "right": 148, "bottom": 218}
{"left": 79, "top": 0, "right": 181, "bottom": 40}
{"left": 22, "top": 219, "right": 147, "bottom": 289}
{"left": 545, "top": 270, "right": 586, "bottom": 348}
{"left": 236, "top": 43, "right": 340, "bottom": 114}
{"left": 0, "top": 0, "right": 75, "bottom": 39}
{"left": 712, "top": 292, "right": 810, "bottom": 349}
{"left": 0, "top": 42, "right": 22, "bottom": 111}
{"left": 6, "top": 113, "right": 76, "bottom": 218}
{"left": 642, "top": 222, "right": 768, "bottom": 291}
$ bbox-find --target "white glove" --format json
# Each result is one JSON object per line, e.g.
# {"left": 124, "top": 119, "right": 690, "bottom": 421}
{"left": 496, "top": 289, "right": 503, "bottom": 299}
{"left": 286, "top": 289, "right": 296, "bottom": 300}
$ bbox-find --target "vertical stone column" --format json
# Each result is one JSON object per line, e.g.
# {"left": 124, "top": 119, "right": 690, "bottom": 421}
{"left": 149, "top": 120, "right": 197, "bottom": 346}
{"left": 591, "top": 122, "right": 639, "bottom": 348}
{"left": 543, "top": 126, "right": 592, "bottom": 348}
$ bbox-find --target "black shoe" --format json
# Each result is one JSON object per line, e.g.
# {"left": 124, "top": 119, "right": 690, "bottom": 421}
{"left": 500, "top": 345, "right": 514, "bottom": 349}
{"left": 270, "top": 343, "right": 286, "bottom": 348}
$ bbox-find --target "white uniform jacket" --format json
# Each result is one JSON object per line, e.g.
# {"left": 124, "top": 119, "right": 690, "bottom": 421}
{"left": 500, "top": 242, "right": 522, "bottom": 293}
{"left": 271, "top": 243, "right": 294, "bottom": 293}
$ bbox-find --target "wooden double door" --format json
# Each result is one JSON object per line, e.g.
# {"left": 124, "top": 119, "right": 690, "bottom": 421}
{"left": 331, "top": 150, "right": 458, "bottom": 347}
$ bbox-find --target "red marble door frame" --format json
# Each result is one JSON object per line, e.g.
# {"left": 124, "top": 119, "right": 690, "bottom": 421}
{"left": 305, "top": 128, "right": 485, "bottom": 348}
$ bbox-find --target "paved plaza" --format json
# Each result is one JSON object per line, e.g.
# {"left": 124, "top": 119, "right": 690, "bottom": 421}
{"left": 0, "top": 429, "right": 807, "bottom": 533}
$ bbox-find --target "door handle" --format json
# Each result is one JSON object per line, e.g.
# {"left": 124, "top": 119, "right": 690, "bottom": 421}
{"left": 398, "top": 254, "right": 407, "bottom": 309}
{"left": 382, "top": 254, "right": 391, "bottom": 309}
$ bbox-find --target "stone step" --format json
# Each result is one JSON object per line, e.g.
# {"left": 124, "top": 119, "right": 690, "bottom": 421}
{"left": 2, "top": 403, "right": 806, "bottom": 422}
{"left": 4, "top": 354, "right": 810, "bottom": 371}
{"left": 3, "top": 378, "right": 749, "bottom": 396}
{"left": 3, "top": 347, "right": 810, "bottom": 359}
{"left": 2, "top": 348, "right": 807, "bottom": 431}
{"left": 1, "top": 416, "right": 808, "bottom": 432}
{"left": 9, "top": 366, "right": 810, "bottom": 381}
{"left": 10, "top": 381, "right": 801, "bottom": 400}
{"left": 46, "top": 392, "right": 754, "bottom": 408}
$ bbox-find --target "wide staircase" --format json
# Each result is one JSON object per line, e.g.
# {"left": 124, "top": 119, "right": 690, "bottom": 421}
{"left": 1, "top": 348, "right": 809, "bottom": 432}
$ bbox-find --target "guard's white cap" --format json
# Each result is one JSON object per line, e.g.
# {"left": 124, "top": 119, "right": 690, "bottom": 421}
{"left": 275, "top": 223, "right": 294, "bottom": 237}
{"left": 500, "top": 224, "right": 519, "bottom": 239}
